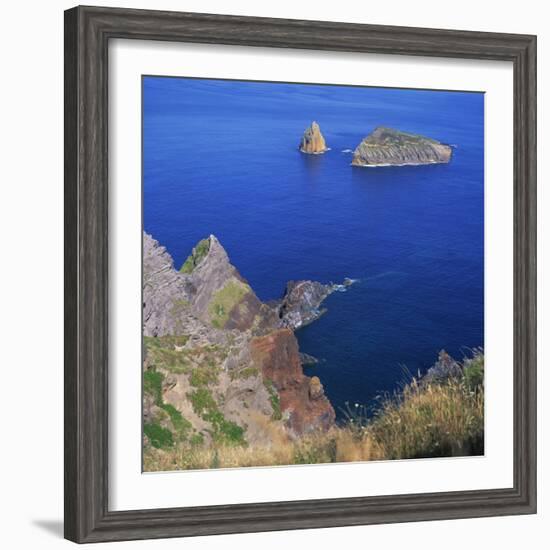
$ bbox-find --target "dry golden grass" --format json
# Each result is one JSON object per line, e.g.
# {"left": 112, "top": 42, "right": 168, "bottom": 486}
{"left": 143, "top": 426, "right": 383, "bottom": 471}
{"left": 369, "top": 378, "right": 484, "bottom": 459}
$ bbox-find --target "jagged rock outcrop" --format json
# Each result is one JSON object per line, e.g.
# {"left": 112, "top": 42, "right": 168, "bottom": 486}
{"left": 299, "top": 121, "right": 328, "bottom": 154}
{"left": 250, "top": 329, "right": 335, "bottom": 433}
{"left": 308, "top": 376, "right": 324, "bottom": 400}
{"left": 422, "top": 350, "right": 463, "bottom": 384}
{"left": 352, "top": 126, "right": 452, "bottom": 167}
{"left": 277, "top": 280, "right": 333, "bottom": 329}
{"left": 181, "top": 235, "right": 268, "bottom": 331}
{"left": 275, "top": 278, "right": 356, "bottom": 330}
{"left": 143, "top": 233, "right": 195, "bottom": 337}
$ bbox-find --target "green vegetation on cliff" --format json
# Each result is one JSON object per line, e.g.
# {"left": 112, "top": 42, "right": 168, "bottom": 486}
{"left": 208, "top": 280, "right": 251, "bottom": 328}
{"left": 143, "top": 422, "right": 174, "bottom": 449}
{"left": 144, "top": 333, "right": 248, "bottom": 452}
{"left": 143, "top": 337, "right": 208, "bottom": 449}
{"left": 143, "top": 369, "right": 164, "bottom": 406}
{"left": 143, "top": 367, "right": 194, "bottom": 449}
{"left": 144, "top": 335, "right": 224, "bottom": 376}
{"left": 361, "top": 126, "right": 440, "bottom": 146}
{"left": 264, "top": 379, "right": 282, "bottom": 421}
{"left": 188, "top": 387, "right": 246, "bottom": 446}
{"left": 160, "top": 403, "right": 192, "bottom": 440}
{"left": 180, "top": 238, "right": 210, "bottom": 273}
{"left": 229, "top": 366, "right": 260, "bottom": 381}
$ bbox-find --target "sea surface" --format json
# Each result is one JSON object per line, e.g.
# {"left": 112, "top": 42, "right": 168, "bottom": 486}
{"left": 143, "top": 76, "right": 484, "bottom": 420}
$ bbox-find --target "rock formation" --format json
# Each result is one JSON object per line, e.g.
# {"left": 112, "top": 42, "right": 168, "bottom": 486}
{"left": 276, "top": 280, "right": 333, "bottom": 329}
{"left": 143, "top": 233, "right": 194, "bottom": 337}
{"left": 275, "top": 279, "right": 356, "bottom": 330}
{"left": 299, "top": 121, "right": 328, "bottom": 154}
{"left": 351, "top": 126, "right": 452, "bottom": 167}
{"left": 250, "top": 329, "right": 335, "bottom": 433}
{"left": 422, "top": 350, "right": 463, "bottom": 384}
{"left": 143, "top": 232, "right": 336, "bottom": 449}
{"left": 182, "top": 234, "right": 269, "bottom": 331}
{"left": 300, "top": 352, "right": 319, "bottom": 366}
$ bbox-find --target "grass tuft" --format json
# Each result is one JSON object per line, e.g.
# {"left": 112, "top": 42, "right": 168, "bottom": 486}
{"left": 180, "top": 238, "right": 210, "bottom": 273}
{"left": 188, "top": 388, "right": 246, "bottom": 446}
{"left": 144, "top": 422, "right": 174, "bottom": 449}
{"left": 264, "top": 379, "right": 282, "bottom": 420}
{"left": 160, "top": 403, "right": 192, "bottom": 441}
{"left": 143, "top": 369, "right": 164, "bottom": 405}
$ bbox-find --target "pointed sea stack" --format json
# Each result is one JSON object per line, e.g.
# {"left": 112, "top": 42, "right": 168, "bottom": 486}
{"left": 179, "top": 234, "right": 266, "bottom": 331}
{"left": 352, "top": 127, "right": 452, "bottom": 167}
{"left": 299, "top": 121, "right": 328, "bottom": 154}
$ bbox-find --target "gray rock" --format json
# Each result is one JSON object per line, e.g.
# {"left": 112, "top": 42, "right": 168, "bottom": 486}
{"left": 300, "top": 352, "right": 319, "bottom": 366}
{"left": 143, "top": 233, "right": 194, "bottom": 337}
{"left": 186, "top": 235, "right": 266, "bottom": 331}
{"left": 352, "top": 127, "right": 452, "bottom": 167}
{"left": 422, "top": 350, "right": 463, "bottom": 384}
{"left": 277, "top": 280, "right": 332, "bottom": 330}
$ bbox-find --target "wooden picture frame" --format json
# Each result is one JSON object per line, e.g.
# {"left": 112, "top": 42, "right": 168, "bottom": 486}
{"left": 64, "top": 5, "right": 537, "bottom": 543}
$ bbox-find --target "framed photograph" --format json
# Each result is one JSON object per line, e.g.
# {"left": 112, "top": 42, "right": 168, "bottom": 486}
{"left": 64, "top": 5, "right": 536, "bottom": 543}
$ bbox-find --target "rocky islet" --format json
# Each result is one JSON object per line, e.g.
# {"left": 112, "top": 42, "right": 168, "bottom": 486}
{"left": 298, "top": 123, "right": 452, "bottom": 167}
{"left": 299, "top": 121, "right": 329, "bottom": 154}
{"left": 351, "top": 126, "right": 452, "bottom": 167}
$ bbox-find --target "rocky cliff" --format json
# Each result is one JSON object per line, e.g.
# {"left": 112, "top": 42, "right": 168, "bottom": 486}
{"left": 299, "top": 121, "right": 328, "bottom": 154}
{"left": 251, "top": 329, "right": 335, "bottom": 433}
{"left": 143, "top": 233, "right": 195, "bottom": 337}
{"left": 352, "top": 127, "right": 452, "bottom": 167}
{"left": 143, "top": 232, "right": 336, "bottom": 452}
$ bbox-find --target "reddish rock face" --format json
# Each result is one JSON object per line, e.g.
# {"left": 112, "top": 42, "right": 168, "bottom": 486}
{"left": 251, "top": 329, "right": 335, "bottom": 434}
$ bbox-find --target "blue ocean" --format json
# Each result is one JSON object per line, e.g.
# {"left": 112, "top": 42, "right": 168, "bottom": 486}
{"left": 143, "top": 76, "right": 484, "bottom": 419}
